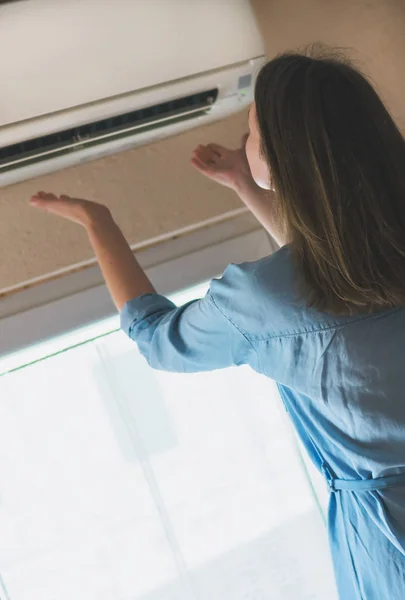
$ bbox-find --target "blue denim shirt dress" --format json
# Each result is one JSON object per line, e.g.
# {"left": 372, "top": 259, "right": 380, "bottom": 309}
{"left": 121, "top": 245, "right": 405, "bottom": 600}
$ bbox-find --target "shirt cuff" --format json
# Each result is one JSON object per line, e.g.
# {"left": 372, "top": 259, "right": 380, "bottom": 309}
{"left": 120, "top": 293, "right": 177, "bottom": 338}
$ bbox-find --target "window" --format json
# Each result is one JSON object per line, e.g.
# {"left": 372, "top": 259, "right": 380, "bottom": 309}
{"left": 0, "top": 279, "right": 337, "bottom": 600}
{"left": 0, "top": 223, "right": 336, "bottom": 599}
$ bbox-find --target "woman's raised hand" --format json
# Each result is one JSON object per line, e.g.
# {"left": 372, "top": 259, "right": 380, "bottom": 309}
{"left": 191, "top": 134, "right": 256, "bottom": 192}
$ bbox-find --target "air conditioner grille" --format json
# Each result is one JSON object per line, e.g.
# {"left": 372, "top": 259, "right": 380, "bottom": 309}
{"left": 0, "top": 88, "right": 218, "bottom": 171}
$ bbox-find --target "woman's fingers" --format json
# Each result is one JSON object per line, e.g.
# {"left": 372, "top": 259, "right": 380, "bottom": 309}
{"left": 31, "top": 191, "right": 71, "bottom": 206}
{"left": 30, "top": 195, "right": 50, "bottom": 208}
{"left": 191, "top": 154, "right": 212, "bottom": 172}
{"left": 192, "top": 149, "right": 208, "bottom": 167}
{"left": 192, "top": 143, "right": 226, "bottom": 163}
{"left": 193, "top": 144, "right": 215, "bottom": 164}
{"left": 207, "top": 143, "right": 224, "bottom": 156}
{"left": 31, "top": 191, "right": 53, "bottom": 203}
{"left": 30, "top": 191, "right": 78, "bottom": 214}
{"left": 30, "top": 191, "right": 102, "bottom": 226}
{"left": 31, "top": 191, "right": 73, "bottom": 203}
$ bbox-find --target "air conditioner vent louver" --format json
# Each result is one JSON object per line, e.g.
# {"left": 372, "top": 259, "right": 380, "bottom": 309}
{"left": 0, "top": 88, "right": 218, "bottom": 172}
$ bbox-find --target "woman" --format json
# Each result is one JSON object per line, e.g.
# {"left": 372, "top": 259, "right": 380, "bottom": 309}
{"left": 31, "top": 48, "right": 405, "bottom": 598}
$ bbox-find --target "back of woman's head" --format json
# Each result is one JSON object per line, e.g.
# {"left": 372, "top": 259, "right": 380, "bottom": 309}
{"left": 254, "top": 45, "right": 405, "bottom": 315}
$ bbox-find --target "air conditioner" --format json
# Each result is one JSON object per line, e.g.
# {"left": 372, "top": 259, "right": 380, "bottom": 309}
{"left": 0, "top": 0, "right": 265, "bottom": 188}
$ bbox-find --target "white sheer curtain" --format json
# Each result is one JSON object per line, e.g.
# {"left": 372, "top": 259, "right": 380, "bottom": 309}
{"left": 0, "top": 282, "right": 337, "bottom": 600}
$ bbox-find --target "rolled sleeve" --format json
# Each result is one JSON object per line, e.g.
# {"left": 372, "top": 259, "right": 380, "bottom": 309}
{"left": 119, "top": 275, "right": 257, "bottom": 373}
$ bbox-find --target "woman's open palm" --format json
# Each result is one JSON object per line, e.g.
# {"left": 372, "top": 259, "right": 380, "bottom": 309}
{"left": 191, "top": 134, "right": 254, "bottom": 191}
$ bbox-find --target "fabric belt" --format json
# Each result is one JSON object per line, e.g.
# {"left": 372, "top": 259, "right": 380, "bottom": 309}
{"left": 321, "top": 462, "right": 405, "bottom": 493}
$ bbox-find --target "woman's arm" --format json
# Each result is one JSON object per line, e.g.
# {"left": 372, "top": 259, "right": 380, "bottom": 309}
{"left": 191, "top": 137, "right": 284, "bottom": 246}
{"left": 87, "top": 213, "right": 156, "bottom": 311}
{"left": 30, "top": 192, "right": 156, "bottom": 311}
{"left": 30, "top": 192, "right": 258, "bottom": 374}
{"left": 233, "top": 179, "right": 282, "bottom": 246}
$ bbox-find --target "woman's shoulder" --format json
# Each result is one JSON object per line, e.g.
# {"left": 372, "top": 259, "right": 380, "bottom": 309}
{"left": 209, "top": 245, "right": 360, "bottom": 340}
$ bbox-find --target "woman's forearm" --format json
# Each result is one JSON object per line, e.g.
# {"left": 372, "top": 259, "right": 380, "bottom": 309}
{"left": 87, "top": 211, "right": 156, "bottom": 312}
{"left": 234, "top": 179, "right": 283, "bottom": 246}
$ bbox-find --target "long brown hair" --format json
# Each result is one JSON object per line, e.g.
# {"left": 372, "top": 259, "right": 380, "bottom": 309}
{"left": 254, "top": 45, "right": 405, "bottom": 315}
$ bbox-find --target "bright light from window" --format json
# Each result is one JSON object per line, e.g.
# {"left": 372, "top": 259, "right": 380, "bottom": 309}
{"left": 0, "top": 280, "right": 336, "bottom": 600}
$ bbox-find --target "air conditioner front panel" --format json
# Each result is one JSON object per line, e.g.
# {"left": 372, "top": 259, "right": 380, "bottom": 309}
{"left": 0, "top": 57, "right": 264, "bottom": 187}
{"left": 0, "top": 0, "right": 264, "bottom": 127}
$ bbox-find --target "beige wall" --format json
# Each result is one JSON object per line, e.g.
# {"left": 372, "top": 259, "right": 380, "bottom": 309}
{"left": 252, "top": 0, "right": 405, "bottom": 126}
{"left": 0, "top": 112, "right": 248, "bottom": 292}
{"left": 1, "top": 0, "right": 405, "bottom": 292}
